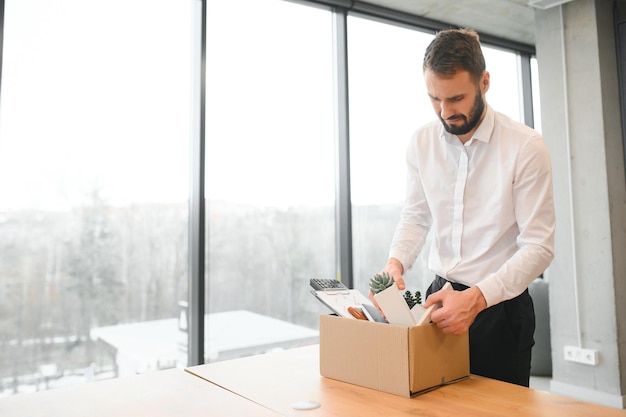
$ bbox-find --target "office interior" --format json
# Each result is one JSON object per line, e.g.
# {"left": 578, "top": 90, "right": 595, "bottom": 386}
{"left": 1, "top": 0, "right": 626, "bottom": 410}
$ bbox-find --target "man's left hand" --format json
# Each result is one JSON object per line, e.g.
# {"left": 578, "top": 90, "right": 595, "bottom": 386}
{"left": 424, "top": 286, "right": 487, "bottom": 334}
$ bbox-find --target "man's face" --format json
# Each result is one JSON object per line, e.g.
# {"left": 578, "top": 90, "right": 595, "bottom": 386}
{"left": 424, "top": 69, "right": 488, "bottom": 138}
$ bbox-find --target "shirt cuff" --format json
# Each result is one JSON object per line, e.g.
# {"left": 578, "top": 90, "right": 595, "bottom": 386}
{"left": 387, "top": 250, "right": 412, "bottom": 273}
{"left": 475, "top": 278, "right": 502, "bottom": 308}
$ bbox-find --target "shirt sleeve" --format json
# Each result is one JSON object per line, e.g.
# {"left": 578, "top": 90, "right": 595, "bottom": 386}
{"left": 475, "top": 135, "right": 556, "bottom": 307}
{"left": 388, "top": 133, "right": 432, "bottom": 272}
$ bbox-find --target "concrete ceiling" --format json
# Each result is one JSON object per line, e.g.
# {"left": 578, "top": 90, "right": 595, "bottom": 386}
{"left": 361, "top": 0, "right": 539, "bottom": 46}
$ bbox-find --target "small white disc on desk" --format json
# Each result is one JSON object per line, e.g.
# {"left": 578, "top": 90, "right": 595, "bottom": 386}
{"left": 291, "top": 400, "right": 321, "bottom": 410}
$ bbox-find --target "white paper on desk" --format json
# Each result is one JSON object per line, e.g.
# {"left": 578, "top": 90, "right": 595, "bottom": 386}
{"left": 311, "top": 289, "right": 375, "bottom": 319}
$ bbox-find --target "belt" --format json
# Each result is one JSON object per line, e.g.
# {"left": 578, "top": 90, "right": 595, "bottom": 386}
{"left": 435, "top": 275, "right": 470, "bottom": 291}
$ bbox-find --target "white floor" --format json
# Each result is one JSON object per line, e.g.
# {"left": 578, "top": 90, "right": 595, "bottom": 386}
{"left": 529, "top": 375, "right": 551, "bottom": 392}
{"left": 531, "top": 376, "right": 626, "bottom": 410}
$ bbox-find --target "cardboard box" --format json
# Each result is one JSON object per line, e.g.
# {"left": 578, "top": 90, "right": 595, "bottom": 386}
{"left": 319, "top": 314, "right": 469, "bottom": 397}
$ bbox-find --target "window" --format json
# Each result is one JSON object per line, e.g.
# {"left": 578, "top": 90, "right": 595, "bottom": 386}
{"left": 348, "top": 17, "right": 526, "bottom": 297}
{"left": 203, "top": 0, "right": 334, "bottom": 361}
{"left": 0, "top": 0, "right": 536, "bottom": 397}
{"left": 0, "top": 0, "right": 193, "bottom": 394}
{"left": 347, "top": 16, "right": 434, "bottom": 294}
{"left": 482, "top": 46, "right": 523, "bottom": 122}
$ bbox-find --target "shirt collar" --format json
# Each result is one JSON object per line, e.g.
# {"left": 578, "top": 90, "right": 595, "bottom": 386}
{"left": 471, "top": 104, "right": 494, "bottom": 144}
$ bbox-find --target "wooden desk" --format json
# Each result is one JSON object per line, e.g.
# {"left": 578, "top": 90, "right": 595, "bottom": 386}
{"left": 187, "top": 345, "right": 626, "bottom": 417}
{"left": 0, "top": 368, "right": 280, "bottom": 417}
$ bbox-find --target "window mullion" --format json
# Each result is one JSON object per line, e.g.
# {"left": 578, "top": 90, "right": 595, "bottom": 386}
{"left": 332, "top": 8, "right": 353, "bottom": 288}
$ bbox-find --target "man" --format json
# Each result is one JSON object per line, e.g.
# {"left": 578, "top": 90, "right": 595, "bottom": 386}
{"left": 381, "top": 28, "right": 555, "bottom": 387}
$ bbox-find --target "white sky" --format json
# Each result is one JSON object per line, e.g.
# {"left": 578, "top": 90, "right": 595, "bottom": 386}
{"left": 0, "top": 0, "right": 527, "bottom": 211}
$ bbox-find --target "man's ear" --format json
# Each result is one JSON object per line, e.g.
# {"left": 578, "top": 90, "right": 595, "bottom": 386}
{"left": 481, "top": 71, "right": 490, "bottom": 94}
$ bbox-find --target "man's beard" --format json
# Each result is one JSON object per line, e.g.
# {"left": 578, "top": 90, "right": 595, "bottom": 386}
{"left": 439, "top": 91, "right": 485, "bottom": 136}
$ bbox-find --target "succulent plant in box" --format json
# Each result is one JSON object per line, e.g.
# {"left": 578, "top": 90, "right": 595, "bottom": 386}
{"left": 369, "top": 271, "right": 422, "bottom": 309}
{"left": 369, "top": 271, "right": 395, "bottom": 294}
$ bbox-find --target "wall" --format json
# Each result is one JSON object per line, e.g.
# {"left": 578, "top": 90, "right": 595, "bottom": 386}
{"left": 534, "top": 0, "right": 626, "bottom": 408}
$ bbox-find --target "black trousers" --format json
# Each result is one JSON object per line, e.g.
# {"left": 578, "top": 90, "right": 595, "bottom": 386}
{"left": 426, "top": 275, "right": 535, "bottom": 387}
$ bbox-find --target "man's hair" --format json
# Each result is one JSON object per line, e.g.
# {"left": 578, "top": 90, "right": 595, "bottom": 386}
{"left": 423, "top": 28, "right": 485, "bottom": 82}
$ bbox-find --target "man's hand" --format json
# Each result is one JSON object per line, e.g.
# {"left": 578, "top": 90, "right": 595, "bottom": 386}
{"left": 383, "top": 257, "right": 405, "bottom": 290}
{"left": 369, "top": 258, "right": 406, "bottom": 312}
{"left": 423, "top": 286, "right": 487, "bottom": 334}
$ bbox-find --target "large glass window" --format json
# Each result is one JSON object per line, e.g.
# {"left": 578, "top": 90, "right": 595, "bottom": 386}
{"left": 348, "top": 17, "right": 526, "bottom": 297}
{"left": 0, "top": 0, "right": 536, "bottom": 397}
{"left": 482, "top": 46, "right": 523, "bottom": 121}
{"left": 347, "top": 17, "right": 433, "bottom": 295}
{"left": 203, "top": 0, "right": 334, "bottom": 361}
{"left": 0, "top": 0, "right": 193, "bottom": 395}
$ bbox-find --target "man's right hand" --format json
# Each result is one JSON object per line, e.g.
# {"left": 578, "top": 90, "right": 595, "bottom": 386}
{"left": 368, "top": 258, "right": 406, "bottom": 311}
{"left": 384, "top": 257, "right": 406, "bottom": 290}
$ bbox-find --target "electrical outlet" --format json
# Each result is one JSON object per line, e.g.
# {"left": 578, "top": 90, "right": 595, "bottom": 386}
{"left": 564, "top": 345, "right": 599, "bottom": 366}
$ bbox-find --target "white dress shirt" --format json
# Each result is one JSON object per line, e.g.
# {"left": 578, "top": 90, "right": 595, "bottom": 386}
{"left": 389, "top": 105, "right": 555, "bottom": 307}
